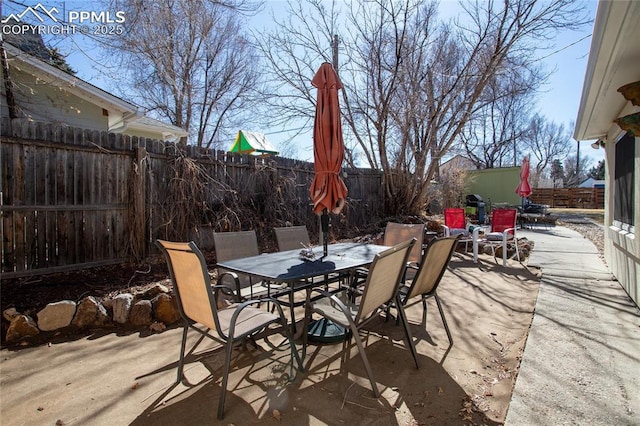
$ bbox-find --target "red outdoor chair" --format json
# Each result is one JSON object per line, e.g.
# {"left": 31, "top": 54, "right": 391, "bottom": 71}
{"left": 442, "top": 208, "right": 472, "bottom": 252}
{"left": 480, "top": 208, "right": 520, "bottom": 266}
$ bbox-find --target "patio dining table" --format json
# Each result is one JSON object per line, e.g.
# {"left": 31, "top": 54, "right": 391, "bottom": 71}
{"left": 216, "top": 242, "right": 389, "bottom": 340}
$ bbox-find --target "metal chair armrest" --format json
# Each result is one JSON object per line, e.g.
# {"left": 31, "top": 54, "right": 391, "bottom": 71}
{"left": 217, "top": 271, "right": 242, "bottom": 302}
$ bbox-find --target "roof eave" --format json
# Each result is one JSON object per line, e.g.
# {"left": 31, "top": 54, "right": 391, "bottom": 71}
{"left": 127, "top": 120, "right": 188, "bottom": 139}
{"left": 4, "top": 42, "right": 138, "bottom": 115}
{"left": 573, "top": 0, "right": 640, "bottom": 141}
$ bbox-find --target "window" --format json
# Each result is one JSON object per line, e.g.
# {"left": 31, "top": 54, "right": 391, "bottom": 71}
{"left": 613, "top": 132, "right": 635, "bottom": 232}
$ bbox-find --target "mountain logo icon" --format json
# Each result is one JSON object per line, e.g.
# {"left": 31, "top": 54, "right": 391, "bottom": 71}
{"left": 1, "top": 3, "right": 60, "bottom": 24}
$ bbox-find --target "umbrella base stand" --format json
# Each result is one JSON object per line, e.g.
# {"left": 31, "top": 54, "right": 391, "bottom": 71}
{"left": 307, "top": 318, "right": 348, "bottom": 344}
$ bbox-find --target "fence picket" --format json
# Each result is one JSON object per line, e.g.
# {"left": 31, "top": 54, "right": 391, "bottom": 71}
{"left": 529, "top": 187, "right": 604, "bottom": 209}
{"left": 1, "top": 120, "right": 383, "bottom": 277}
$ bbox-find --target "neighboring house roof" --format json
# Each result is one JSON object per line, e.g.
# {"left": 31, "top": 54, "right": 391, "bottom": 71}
{"left": 574, "top": 1, "right": 640, "bottom": 141}
{"left": 440, "top": 154, "right": 476, "bottom": 173}
{"left": 3, "top": 42, "right": 188, "bottom": 141}
{"left": 229, "top": 130, "right": 279, "bottom": 155}
{"left": 579, "top": 177, "right": 605, "bottom": 188}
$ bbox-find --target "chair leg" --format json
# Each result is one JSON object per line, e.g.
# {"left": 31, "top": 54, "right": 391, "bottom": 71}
{"left": 217, "top": 338, "right": 235, "bottom": 420}
{"left": 502, "top": 238, "right": 508, "bottom": 266}
{"left": 271, "top": 300, "right": 304, "bottom": 375}
{"left": 176, "top": 324, "right": 189, "bottom": 385}
{"left": 434, "top": 293, "right": 453, "bottom": 346}
{"left": 349, "top": 325, "right": 379, "bottom": 397}
{"left": 396, "top": 295, "right": 419, "bottom": 369}
{"left": 287, "top": 326, "right": 304, "bottom": 376}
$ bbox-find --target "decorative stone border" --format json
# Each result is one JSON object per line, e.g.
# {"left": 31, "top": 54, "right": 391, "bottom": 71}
{"left": 2, "top": 283, "right": 182, "bottom": 344}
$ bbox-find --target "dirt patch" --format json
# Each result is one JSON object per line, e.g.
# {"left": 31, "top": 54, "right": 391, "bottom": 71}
{"left": 0, "top": 254, "right": 541, "bottom": 425}
{"left": 1, "top": 262, "right": 170, "bottom": 316}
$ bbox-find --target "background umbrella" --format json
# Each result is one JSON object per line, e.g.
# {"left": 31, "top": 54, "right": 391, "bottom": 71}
{"left": 310, "top": 62, "right": 348, "bottom": 257}
{"left": 515, "top": 156, "right": 532, "bottom": 207}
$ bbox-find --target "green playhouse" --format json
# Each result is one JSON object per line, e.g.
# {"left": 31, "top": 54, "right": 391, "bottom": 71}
{"left": 229, "top": 130, "right": 279, "bottom": 156}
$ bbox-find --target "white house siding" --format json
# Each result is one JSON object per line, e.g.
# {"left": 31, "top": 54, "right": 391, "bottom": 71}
{"left": 603, "top": 133, "right": 640, "bottom": 305}
{"left": 574, "top": 0, "right": 640, "bottom": 308}
{"left": 5, "top": 67, "right": 109, "bottom": 131}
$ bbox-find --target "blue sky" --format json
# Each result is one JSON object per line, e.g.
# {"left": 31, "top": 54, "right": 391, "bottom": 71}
{"left": 3, "top": 0, "right": 603, "bottom": 165}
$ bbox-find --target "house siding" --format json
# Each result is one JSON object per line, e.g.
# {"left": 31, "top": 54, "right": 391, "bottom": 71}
{"left": 466, "top": 167, "right": 521, "bottom": 207}
{"left": 3, "top": 67, "right": 109, "bottom": 131}
{"left": 604, "top": 132, "right": 640, "bottom": 306}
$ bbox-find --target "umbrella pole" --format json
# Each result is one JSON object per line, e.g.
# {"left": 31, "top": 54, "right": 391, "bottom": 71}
{"left": 321, "top": 209, "right": 329, "bottom": 257}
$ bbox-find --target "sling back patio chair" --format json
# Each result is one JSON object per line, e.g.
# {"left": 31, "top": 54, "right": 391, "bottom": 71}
{"left": 274, "top": 225, "right": 312, "bottom": 252}
{"left": 155, "top": 240, "right": 302, "bottom": 420}
{"left": 273, "top": 225, "right": 345, "bottom": 313}
{"left": 479, "top": 208, "right": 520, "bottom": 266}
{"left": 354, "top": 222, "right": 425, "bottom": 287}
{"left": 213, "top": 230, "right": 286, "bottom": 301}
{"left": 394, "top": 235, "right": 460, "bottom": 347}
{"left": 302, "top": 238, "right": 419, "bottom": 397}
{"left": 383, "top": 222, "right": 425, "bottom": 268}
{"left": 442, "top": 208, "right": 473, "bottom": 252}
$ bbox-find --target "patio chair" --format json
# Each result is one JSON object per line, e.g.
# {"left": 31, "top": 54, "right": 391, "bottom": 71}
{"left": 274, "top": 225, "right": 311, "bottom": 251}
{"left": 273, "top": 225, "right": 345, "bottom": 314}
{"left": 383, "top": 222, "right": 425, "bottom": 268}
{"left": 302, "top": 238, "right": 419, "bottom": 397}
{"left": 479, "top": 208, "right": 520, "bottom": 266}
{"left": 352, "top": 222, "right": 425, "bottom": 288}
{"left": 394, "top": 235, "right": 460, "bottom": 347}
{"left": 213, "top": 230, "right": 283, "bottom": 301}
{"left": 155, "top": 240, "right": 302, "bottom": 420}
{"left": 442, "top": 208, "right": 473, "bottom": 252}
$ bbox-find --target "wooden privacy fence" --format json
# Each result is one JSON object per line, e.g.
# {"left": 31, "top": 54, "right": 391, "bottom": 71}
{"left": 529, "top": 187, "right": 604, "bottom": 209}
{"left": 1, "top": 119, "right": 383, "bottom": 278}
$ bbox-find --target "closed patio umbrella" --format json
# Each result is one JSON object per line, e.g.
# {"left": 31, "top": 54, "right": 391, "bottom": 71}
{"left": 515, "top": 156, "right": 532, "bottom": 206}
{"left": 310, "top": 62, "right": 348, "bottom": 256}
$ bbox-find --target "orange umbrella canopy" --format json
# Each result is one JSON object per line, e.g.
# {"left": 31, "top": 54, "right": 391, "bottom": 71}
{"left": 515, "top": 157, "right": 532, "bottom": 198}
{"left": 310, "top": 62, "right": 348, "bottom": 215}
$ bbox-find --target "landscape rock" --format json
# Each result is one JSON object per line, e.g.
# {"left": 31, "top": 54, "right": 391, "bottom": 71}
{"left": 130, "top": 300, "right": 153, "bottom": 326}
{"left": 152, "top": 293, "right": 181, "bottom": 324}
{"left": 72, "top": 297, "right": 109, "bottom": 329}
{"left": 102, "top": 298, "right": 114, "bottom": 310}
{"left": 136, "top": 283, "right": 170, "bottom": 300}
{"left": 112, "top": 293, "right": 134, "bottom": 324}
{"left": 149, "top": 322, "right": 166, "bottom": 332}
{"left": 6, "top": 315, "right": 39, "bottom": 341}
{"left": 37, "top": 300, "right": 77, "bottom": 331}
{"left": 3, "top": 307, "right": 20, "bottom": 322}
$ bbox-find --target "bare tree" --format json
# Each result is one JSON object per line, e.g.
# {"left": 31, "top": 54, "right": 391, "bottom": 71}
{"left": 461, "top": 71, "right": 538, "bottom": 169}
{"left": 254, "top": 0, "right": 590, "bottom": 215}
{"left": 563, "top": 152, "right": 591, "bottom": 187}
{"left": 106, "top": 0, "right": 262, "bottom": 148}
{"left": 250, "top": 0, "right": 341, "bottom": 158}
{"left": 523, "top": 113, "right": 573, "bottom": 186}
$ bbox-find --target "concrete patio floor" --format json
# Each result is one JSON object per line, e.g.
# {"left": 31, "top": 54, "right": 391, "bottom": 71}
{"left": 1, "top": 225, "right": 638, "bottom": 425}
